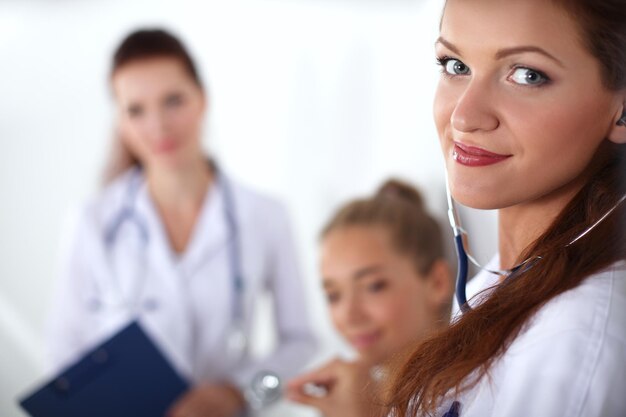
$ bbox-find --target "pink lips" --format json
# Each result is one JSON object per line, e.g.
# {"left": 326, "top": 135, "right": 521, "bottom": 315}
{"left": 452, "top": 142, "right": 511, "bottom": 167}
{"left": 350, "top": 331, "right": 382, "bottom": 350}
{"left": 154, "top": 139, "right": 178, "bottom": 154}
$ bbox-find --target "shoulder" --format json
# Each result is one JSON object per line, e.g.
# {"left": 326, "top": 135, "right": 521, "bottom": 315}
{"left": 226, "top": 177, "right": 291, "bottom": 224}
{"left": 72, "top": 169, "right": 138, "bottom": 237}
{"left": 485, "top": 262, "right": 626, "bottom": 416}
{"left": 225, "top": 178, "right": 297, "bottom": 255}
{"left": 228, "top": 179, "right": 285, "bottom": 212}
{"left": 519, "top": 261, "right": 626, "bottom": 346}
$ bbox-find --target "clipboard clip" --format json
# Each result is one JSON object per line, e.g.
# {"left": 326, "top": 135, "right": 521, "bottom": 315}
{"left": 52, "top": 348, "right": 112, "bottom": 397}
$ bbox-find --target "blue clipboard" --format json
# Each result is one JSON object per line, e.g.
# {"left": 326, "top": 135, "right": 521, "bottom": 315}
{"left": 19, "top": 321, "right": 189, "bottom": 417}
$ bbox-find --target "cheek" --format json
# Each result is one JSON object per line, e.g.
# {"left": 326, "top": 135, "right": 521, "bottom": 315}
{"left": 120, "top": 119, "right": 148, "bottom": 150}
{"left": 369, "top": 302, "right": 397, "bottom": 327}
{"left": 328, "top": 303, "right": 357, "bottom": 337}
{"left": 509, "top": 92, "right": 609, "bottom": 176}
{"left": 329, "top": 306, "right": 342, "bottom": 330}
{"left": 374, "top": 292, "right": 415, "bottom": 332}
{"left": 434, "top": 82, "right": 458, "bottom": 147}
{"left": 433, "top": 83, "right": 447, "bottom": 134}
{"left": 390, "top": 287, "right": 431, "bottom": 334}
{"left": 172, "top": 103, "right": 204, "bottom": 136}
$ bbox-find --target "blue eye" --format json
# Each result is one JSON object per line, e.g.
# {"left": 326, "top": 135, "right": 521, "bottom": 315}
{"left": 510, "top": 67, "right": 549, "bottom": 86}
{"left": 438, "top": 57, "right": 470, "bottom": 76}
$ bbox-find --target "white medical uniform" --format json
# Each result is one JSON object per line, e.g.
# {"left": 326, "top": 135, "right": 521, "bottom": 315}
{"left": 444, "top": 255, "right": 626, "bottom": 417}
{"left": 46, "top": 168, "right": 317, "bottom": 391}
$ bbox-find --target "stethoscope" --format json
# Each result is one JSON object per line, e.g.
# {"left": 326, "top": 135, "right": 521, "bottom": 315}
{"left": 100, "top": 162, "right": 248, "bottom": 360}
{"left": 445, "top": 169, "right": 626, "bottom": 314}
{"left": 99, "top": 163, "right": 284, "bottom": 408}
{"left": 444, "top": 172, "right": 625, "bottom": 417}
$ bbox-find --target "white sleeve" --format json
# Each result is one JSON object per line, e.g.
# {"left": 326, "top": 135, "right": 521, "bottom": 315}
{"left": 45, "top": 204, "right": 94, "bottom": 373}
{"left": 485, "top": 306, "right": 626, "bottom": 417}
{"left": 483, "top": 275, "right": 626, "bottom": 417}
{"left": 231, "top": 201, "right": 318, "bottom": 388}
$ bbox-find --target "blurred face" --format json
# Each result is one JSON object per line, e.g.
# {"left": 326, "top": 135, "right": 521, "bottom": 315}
{"left": 434, "top": 0, "right": 623, "bottom": 210}
{"left": 320, "top": 226, "right": 442, "bottom": 365}
{"left": 112, "top": 57, "right": 206, "bottom": 170}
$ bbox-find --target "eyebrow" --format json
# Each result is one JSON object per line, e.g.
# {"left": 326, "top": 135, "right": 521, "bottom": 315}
{"left": 435, "top": 37, "right": 460, "bottom": 55}
{"left": 353, "top": 264, "right": 385, "bottom": 280}
{"left": 495, "top": 46, "right": 564, "bottom": 67}
{"left": 435, "top": 37, "right": 564, "bottom": 68}
{"left": 322, "top": 264, "right": 385, "bottom": 289}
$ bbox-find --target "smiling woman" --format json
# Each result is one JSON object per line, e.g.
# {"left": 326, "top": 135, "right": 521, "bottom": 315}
{"left": 433, "top": 1, "right": 620, "bottom": 214}
{"left": 287, "top": 179, "right": 453, "bottom": 417}
{"left": 319, "top": 180, "right": 452, "bottom": 365}
{"left": 388, "top": 0, "right": 626, "bottom": 416}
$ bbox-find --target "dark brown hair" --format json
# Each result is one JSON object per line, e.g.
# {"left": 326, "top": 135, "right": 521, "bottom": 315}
{"left": 110, "top": 28, "right": 202, "bottom": 88}
{"left": 322, "top": 179, "right": 445, "bottom": 278}
{"left": 388, "top": 1, "right": 626, "bottom": 415}
{"left": 103, "top": 28, "right": 203, "bottom": 183}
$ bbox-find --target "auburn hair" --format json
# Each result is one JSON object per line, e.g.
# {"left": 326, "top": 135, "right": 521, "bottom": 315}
{"left": 387, "top": 0, "right": 626, "bottom": 415}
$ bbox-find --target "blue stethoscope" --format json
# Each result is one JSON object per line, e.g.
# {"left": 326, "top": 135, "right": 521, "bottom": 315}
{"left": 100, "top": 161, "right": 248, "bottom": 359}
{"left": 99, "top": 162, "right": 285, "bottom": 407}
{"left": 444, "top": 171, "right": 626, "bottom": 416}
{"left": 445, "top": 170, "right": 626, "bottom": 314}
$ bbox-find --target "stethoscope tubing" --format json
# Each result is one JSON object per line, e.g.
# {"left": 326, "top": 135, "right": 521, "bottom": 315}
{"left": 102, "top": 163, "right": 245, "bottom": 326}
{"left": 453, "top": 234, "right": 470, "bottom": 313}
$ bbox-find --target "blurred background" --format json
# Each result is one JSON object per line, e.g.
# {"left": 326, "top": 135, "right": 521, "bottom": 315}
{"left": 0, "top": 0, "right": 497, "bottom": 415}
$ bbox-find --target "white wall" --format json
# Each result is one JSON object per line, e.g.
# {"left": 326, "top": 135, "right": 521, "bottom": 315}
{"left": 0, "top": 0, "right": 497, "bottom": 415}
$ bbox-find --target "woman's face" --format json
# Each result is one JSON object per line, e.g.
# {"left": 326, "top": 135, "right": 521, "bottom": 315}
{"left": 321, "top": 226, "right": 445, "bottom": 365}
{"left": 112, "top": 57, "right": 206, "bottom": 170}
{"left": 434, "top": 0, "right": 623, "bottom": 210}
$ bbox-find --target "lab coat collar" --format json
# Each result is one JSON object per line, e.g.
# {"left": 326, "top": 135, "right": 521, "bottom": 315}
{"left": 469, "top": 254, "right": 502, "bottom": 299}
{"left": 132, "top": 171, "right": 231, "bottom": 280}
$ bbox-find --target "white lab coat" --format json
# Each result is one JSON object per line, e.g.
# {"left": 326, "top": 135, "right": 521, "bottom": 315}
{"left": 46, "top": 168, "right": 317, "bottom": 391}
{"left": 445, "top": 255, "right": 626, "bottom": 417}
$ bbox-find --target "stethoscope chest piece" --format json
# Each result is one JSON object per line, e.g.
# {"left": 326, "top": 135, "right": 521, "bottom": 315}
{"left": 245, "top": 370, "right": 282, "bottom": 410}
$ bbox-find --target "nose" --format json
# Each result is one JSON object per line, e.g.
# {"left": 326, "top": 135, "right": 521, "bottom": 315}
{"left": 340, "top": 293, "right": 368, "bottom": 327}
{"left": 144, "top": 108, "right": 169, "bottom": 138}
{"left": 450, "top": 78, "right": 500, "bottom": 133}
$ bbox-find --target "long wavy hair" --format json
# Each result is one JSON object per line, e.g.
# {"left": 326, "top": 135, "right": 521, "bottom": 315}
{"left": 387, "top": 0, "right": 626, "bottom": 415}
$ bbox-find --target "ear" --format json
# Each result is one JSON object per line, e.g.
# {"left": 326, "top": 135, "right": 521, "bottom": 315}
{"left": 423, "top": 259, "right": 454, "bottom": 311}
{"left": 607, "top": 95, "right": 626, "bottom": 145}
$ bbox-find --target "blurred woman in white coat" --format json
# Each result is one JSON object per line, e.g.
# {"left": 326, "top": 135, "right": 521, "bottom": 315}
{"left": 46, "top": 28, "right": 316, "bottom": 417}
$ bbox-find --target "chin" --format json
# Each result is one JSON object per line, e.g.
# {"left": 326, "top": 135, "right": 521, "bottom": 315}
{"left": 360, "top": 346, "right": 390, "bottom": 366}
{"left": 150, "top": 153, "right": 188, "bottom": 169}
{"left": 448, "top": 167, "right": 511, "bottom": 210}
{"left": 449, "top": 182, "right": 502, "bottom": 210}
{"left": 452, "top": 192, "right": 502, "bottom": 210}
